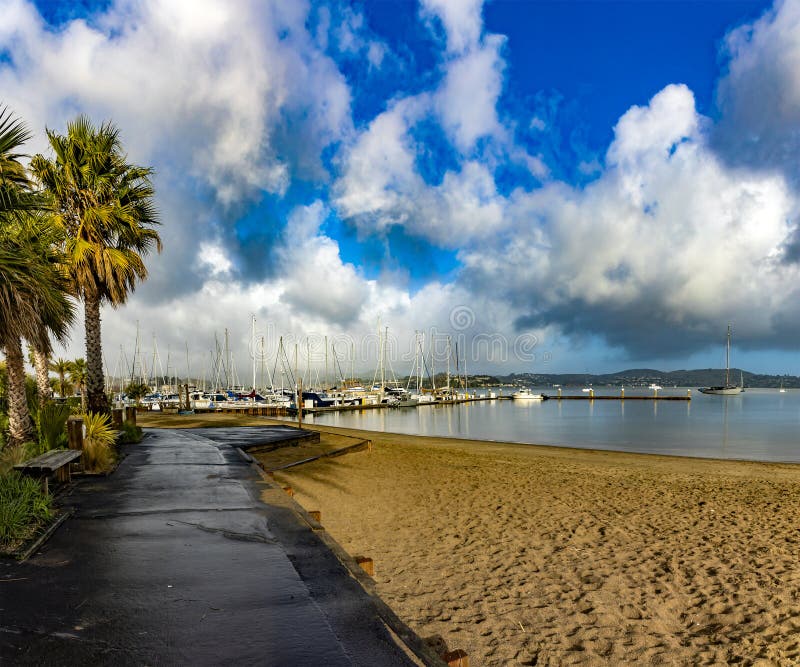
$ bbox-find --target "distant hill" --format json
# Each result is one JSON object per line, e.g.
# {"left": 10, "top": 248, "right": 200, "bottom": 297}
{"left": 394, "top": 369, "right": 797, "bottom": 389}
{"left": 493, "top": 369, "right": 798, "bottom": 389}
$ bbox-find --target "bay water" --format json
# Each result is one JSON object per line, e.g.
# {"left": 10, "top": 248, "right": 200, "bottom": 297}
{"left": 305, "top": 387, "right": 800, "bottom": 463}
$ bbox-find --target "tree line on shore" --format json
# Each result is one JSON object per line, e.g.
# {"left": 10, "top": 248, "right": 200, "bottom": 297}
{"left": 0, "top": 105, "right": 161, "bottom": 451}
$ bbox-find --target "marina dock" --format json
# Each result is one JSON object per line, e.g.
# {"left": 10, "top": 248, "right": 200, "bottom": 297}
{"left": 299, "top": 395, "right": 499, "bottom": 414}
{"left": 548, "top": 394, "right": 691, "bottom": 401}
{"left": 143, "top": 390, "right": 691, "bottom": 420}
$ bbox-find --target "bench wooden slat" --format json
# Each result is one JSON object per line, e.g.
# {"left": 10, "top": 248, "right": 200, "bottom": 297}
{"left": 14, "top": 449, "right": 83, "bottom": 474}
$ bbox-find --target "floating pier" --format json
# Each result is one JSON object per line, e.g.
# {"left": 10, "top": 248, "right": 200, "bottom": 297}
{"left": 299, "top": 395, "right": 497, "bottom": 414}
{"left": 154, "top": 390, "right": 691, "bottom": 419}
{"left": 546, "top": 388, "right": 692, "bottom": 401}
{"left": 548, "top": 395, "right": 691, "bottom": 401}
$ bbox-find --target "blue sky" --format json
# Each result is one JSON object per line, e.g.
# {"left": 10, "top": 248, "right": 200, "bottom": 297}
{"left": 5, "top": 0, "right": 800, "bottom": 377}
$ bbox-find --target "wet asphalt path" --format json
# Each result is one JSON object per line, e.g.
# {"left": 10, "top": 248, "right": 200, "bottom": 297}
{"left": 0, "top": 427, "right": 421, "bottom": 666}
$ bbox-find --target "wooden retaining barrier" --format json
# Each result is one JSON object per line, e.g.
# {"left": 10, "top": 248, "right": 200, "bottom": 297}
{"left": 266, "top": 439, "right": 372, "bottom": 472}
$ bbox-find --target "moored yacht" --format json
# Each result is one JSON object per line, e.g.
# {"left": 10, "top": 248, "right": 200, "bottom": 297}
{"left": 512, "top": 388, "right": 546, "bottom": 401}
{"left": 699, "top": 325, "right": 743, "bottom": 395}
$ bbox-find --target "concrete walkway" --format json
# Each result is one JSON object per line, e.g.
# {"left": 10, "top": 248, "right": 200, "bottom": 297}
{"left": 0, "top": 427, "right": 430, "bottom": 666}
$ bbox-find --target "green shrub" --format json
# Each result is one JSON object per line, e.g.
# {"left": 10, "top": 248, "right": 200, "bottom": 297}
{"left": 119, "top": 422, "right": 143, "bottom": 444}
{"left": 36, "top": 402, "right": 71, "bottom": 454}
{"left": 0, "top": 471, "right": 53, "bottom": 547}
{"left": 0, "top": 444, "right": 26, "bottom": 476}
{"left": 82, "top": 412, "right": 117, "bottom": 473}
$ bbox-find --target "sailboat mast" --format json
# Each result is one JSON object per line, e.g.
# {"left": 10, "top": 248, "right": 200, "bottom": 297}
{"left": 446, "top": 336, "right": 451, "bottom": 392}
{"left": 251, "top": 315, "right": 256, "bottom": 391}
{"left": 419, "top": 333, "right": 424, "bottom": 392}
{"left": 224, "top": 328, "right": 230, "bottom": 389}
{"left": 306, "top": 338, "right": 311, "bottom": 389}
{"left": 726, "top": 324, "right": 731, "bottom": 387}
{"left": 464, "top": 348, "right": 468, "bottom": 397}
{"left": 131, "top": 322, "right": 140, "bottom": 386}
{"left": 382, "top": 326, "right": 388, "bottom": 399}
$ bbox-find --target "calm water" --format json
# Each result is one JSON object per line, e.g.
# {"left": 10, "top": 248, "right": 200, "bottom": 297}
{"left": 306, "top": 388, "right": 800, "bottom": 463}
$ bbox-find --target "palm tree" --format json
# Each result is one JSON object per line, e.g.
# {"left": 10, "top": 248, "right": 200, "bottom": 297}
{"left": 0, "top": 107, "right": 39, "bottom": 214}
{"left": 31, "top": 116, "right": 161, "bottom": 414}
{"left": 68, "top": 358, "right": 87, "bottom": 412}
{"left": 0, "top": 230, "right": 74, "bottom": 446}
{"left": 124, "top": 381, "right": 150, "bottom": 405}
{"left": 19, "top": 211, "right": 73, "bottom": 410}
{"left": 0, "top": 110, "right": 74, "bottom": 448}
{"left": 49, "top": 357, "right": 73, "bottom": 398}
{"left": 26, "top": 344, "right": 51, "bottom": 410}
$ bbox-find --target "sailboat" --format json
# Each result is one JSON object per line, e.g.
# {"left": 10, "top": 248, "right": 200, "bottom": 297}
{"left": 699, "top": 325, "right": 743, "bottom": 395}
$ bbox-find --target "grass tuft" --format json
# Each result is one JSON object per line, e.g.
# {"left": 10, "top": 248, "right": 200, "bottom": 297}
{"left": 119, "top": 421, "right": 143, "bottom": 444}
{"left": 81, "top": 412, "right": 117, "bottom": 473}
{"left": 0, "top": 470, "right": 53, "bottom": 548}
{"left": 0, "top": 444, "right": 28, "bottom": 476}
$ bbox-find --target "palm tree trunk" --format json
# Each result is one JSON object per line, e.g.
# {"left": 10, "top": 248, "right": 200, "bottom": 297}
{"left": 33, "top": 345, "right": 52, "bottom": 410}
{"left": 5, "top": 336, "right": 34, "bottom": 448}
{"left": 84, "top": 293, "right": 109, "bottom": 414}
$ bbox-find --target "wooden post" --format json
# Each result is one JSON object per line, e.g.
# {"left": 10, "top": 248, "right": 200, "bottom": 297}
{"left": 442, "top": 649, "right": 469, "bottom": 667}
{"left": 67, "top": 416, "right": 84, "bottom": 451}
{"left": 111, "top": 408, "right": 123, "bottom": 429}
{"left": 356, "top": 556, "right": 374, "bottom": 576}
{"left": 67, "top": 416, "right": 84, "bottom": 470}
{"left": 125, "top": 405, "right": 137, "bottom": 427}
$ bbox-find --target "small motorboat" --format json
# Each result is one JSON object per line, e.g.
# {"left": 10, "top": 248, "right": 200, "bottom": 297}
{"left": 512, "top": 388, "right": 545, "bottom": 401}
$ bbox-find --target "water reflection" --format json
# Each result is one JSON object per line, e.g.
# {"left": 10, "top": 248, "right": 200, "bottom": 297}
{"left": 309, "top": 388, "right": 800, "bottom": 462}
{"left": 721, "top": 397, "right": 729, "bottom": 459}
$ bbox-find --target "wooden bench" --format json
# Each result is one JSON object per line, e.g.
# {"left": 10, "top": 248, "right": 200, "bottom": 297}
{"left": 14, "top": 449, "right": 83, "bottom": 493}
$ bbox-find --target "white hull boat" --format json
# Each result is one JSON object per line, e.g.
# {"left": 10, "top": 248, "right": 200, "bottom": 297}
{"left": 512, "top": 388, "right": 545, "bottom": 401}
{"left": 698, "top": 385, "right": 743, "bottom": 395}
{"left": 699, "top": 325, "right": 743, "bottom": 396}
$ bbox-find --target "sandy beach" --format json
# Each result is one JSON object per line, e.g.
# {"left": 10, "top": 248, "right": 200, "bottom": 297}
{"left": 258, "top": 422, "right": 800, "bottom": 665}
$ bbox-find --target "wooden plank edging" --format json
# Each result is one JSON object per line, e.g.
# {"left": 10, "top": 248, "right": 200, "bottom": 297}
{"left": 266, "top": 439, "right": 372, "bottom": 472}
{"left": 245, "top": 456, "right": 446, "bottom": 666}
